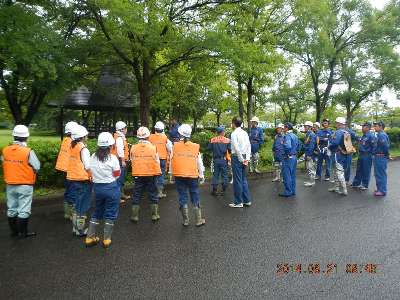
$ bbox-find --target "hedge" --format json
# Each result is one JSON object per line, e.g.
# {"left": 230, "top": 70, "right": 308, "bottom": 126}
{"left": 2, "top": 127, "right": 398, "bottom": 190}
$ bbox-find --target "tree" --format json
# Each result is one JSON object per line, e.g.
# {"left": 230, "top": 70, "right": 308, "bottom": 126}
{"left": 86, "top": 0, "right": 241, "bottom": 127}
{"left": 335, "top": 43, "right": 400, "bottom": 125}
{"left": 209, "top": 0, "right": 289, "bottom": 128}
{"left": 0, "top": 1, "right": 88, "bottom": 125}
{"left": 281, "top": 0, "right": 385, "bottom": 122}
{"left": 269, "top": 73, "right": 313, "bottom": 124}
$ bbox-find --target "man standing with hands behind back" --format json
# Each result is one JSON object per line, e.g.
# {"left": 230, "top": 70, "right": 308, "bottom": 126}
{"left": 229, "top": 117, "right": 252, "bottom": 208}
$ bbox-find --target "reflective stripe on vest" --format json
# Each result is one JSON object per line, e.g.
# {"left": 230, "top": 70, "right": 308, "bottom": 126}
{"left": 130, "top": 143, "right": 161, "bottom": 176}
{"left": 172, "top": 141, "right": 199, "bottom": 178}
{"left": 148, "top": 133, "right": 168, "bottom": 159}
{"left": 111, "top": 133, "right": 129, "bottom": 160}
{"left": 2, "top": 144, "right": 36, "bottom": 185}
{"left": 55, "top": 137, "right": 72, "bottom": 172}
{"left": 67, "top": 142, "right": 90, "bottom": 181}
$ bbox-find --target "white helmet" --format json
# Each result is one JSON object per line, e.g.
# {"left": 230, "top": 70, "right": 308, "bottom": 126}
{"left": 137, "top": 126, "right": 151, "bottom": 139}
{"left": 304, "top": 121, "right": 313, "bottom": 127}
{"left": 71, "top": 125, "right": 88, "bottom": 140}
{"left": 314, "top": 122, "right": 321, "bottom": 127}
{"left": 250, "top": 116, "right": 260, "bottom": 123}
{"left": 335, "top": 117, "right": 346, "bottom": 125}
{"left": 97, "top": 132, "right": 115, "bottom": 147}
{"left": 277, "top": 123, "right": 284, "bottom": 129}
{"left": 65, "top": 121, "right": 78, "bottom": 134}
{"left": 154, "top": 121, "right": 165, "bottom": 131}
{"left": 178, "top": 124, "right": 192, "bottom": 138}
{"left": 115, "top": 121, "right": 127, "bottom": 131}
{"left": 12, "top": 125, "right": 30, "bottom": 138}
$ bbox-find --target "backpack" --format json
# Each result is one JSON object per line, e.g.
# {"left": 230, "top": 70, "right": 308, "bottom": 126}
{"left": 343, "top": 131, "right": 356, "bottom": 154}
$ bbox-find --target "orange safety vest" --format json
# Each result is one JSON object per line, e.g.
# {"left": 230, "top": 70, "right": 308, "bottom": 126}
{"left": 67, "top": 142, "right": 90, "bottom": 181}
{"left": 148, "top": 133, "right": 168, "bottom": 160}
{"left": 111, "top": 132, "right": 129, "bottom": 160}
{"left": 210, "top": 135, "right": 231, "bottom": 161}
{"left": 2, "top": 144, "right": 36, "bottom": 185}
{"left": 171, "top": 141, "right": 200, "bottom": 178}
{"left": 130, "top": 143, "right": 161, "bottom": 176}
{"left": 55, "top": 136, "right": 72, "bottom": 172}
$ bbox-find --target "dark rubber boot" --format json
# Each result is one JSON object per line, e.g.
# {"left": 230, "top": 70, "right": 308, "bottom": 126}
{"left": 211, "top": 186, "right": 218, "bottom": 196}
{"left": 18, "top": 217, "right": 36, "bottom": 238}
{"left": 8, "top": 217, "right": 18, "bottom": 237}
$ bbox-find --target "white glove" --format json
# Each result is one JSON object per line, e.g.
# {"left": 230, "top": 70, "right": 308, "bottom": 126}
{"left": 199, "top": 176, "right": 205, "bottom": 185}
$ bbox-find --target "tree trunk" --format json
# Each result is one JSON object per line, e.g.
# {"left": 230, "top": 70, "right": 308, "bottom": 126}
{"left": 193, "top": 113, "right": 197, "bottom": 133}
{"left": 315, "top": 96, "right": 321, "bottom": 123}
{"left": 246, "top": 77, "right": 254, "bottom": 131}
{"left": 346, "top": 99, "right": 352, "bottom": 127}
{"left": 216, "top": 112, "right": 221, "bottom": 126}
{"left": 237, "top": 79, "right": 244, "bottom": 120}
{"left": 134, "top": 59, "right": 152, "bottom": 127}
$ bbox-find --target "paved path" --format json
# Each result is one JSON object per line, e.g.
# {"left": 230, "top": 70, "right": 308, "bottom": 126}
{"left": 1, "top": 162, "right": 400, "bottom": 299}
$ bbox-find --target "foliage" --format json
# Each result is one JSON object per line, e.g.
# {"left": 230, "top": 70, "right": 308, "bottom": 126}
{"left": 386, "top": 128, "right": 400, "bottom": 145}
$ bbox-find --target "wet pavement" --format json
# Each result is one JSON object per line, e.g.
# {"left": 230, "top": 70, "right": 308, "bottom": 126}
{"left": 1, "top": 162, "right": 400, "bottom": 299}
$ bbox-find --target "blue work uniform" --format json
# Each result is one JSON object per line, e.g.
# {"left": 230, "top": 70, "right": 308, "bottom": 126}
{"left": 272, "top": 133, "right": 285, "bottom": 163}
{"left": 304, "top": 131, "right": 317, "bottom": 160}
{"left": 316, "top": 128, "right": 333, "bottom": 178}
{"left": 208, "top": 135, "right": 231, "bottom": 190}
{"left": 169, "top": 124, "right": 180, "bottom": 143}
{"left": 352, "top": 131, "right": 376, "bottom": 188}
{"left": 329, "top": 128, "right": 349, "bottom": 187}
{"left": 250, "top": 127, "right": 265, "bottom": 154}
{"left": 281, "top": 132, "right": 299, "bottom": 196}
{"left": 344, "top": 128, "right": 357, "bottom": 182}
{"left": 373, "top": 131, "right": 390, "bottom": 195}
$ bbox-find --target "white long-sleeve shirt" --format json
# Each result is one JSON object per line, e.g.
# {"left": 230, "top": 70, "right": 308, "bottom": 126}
{"left": 115, "top": 131, "right": 126, "bottom": 159}
{"left": 80, "top": 144, "right": 91, "bottom": 170}
{"left": 231, "top": 127, "right": 251, "bottom": 162}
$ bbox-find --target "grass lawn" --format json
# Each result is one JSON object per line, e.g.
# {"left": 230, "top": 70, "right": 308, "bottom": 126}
{"left": 0, "top": 129, "right": 61, "bottom": 202}
{"left": 0, "top": 129, "right": 60, "bottom": 149}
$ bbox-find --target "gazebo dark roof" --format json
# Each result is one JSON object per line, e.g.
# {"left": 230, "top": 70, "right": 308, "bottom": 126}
{"left": 48, "top": 66, "right": 138, "bottom": 111}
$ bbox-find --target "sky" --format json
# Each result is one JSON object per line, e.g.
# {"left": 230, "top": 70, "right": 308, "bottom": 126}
{"left": 369, "top": 0, "right": 390, "bottom": 10}
{"left": 368, "top": 0, "right": 399, "bottom": 107}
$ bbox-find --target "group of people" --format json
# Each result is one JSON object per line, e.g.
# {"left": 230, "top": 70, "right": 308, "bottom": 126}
{"left": 271, "top": 117, "right": 390, "bottom": 197}
{"left": 1, "top": 115, "right": 390, "bottom": 247}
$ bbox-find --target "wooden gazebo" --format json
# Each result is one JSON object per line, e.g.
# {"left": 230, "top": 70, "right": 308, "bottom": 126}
{"left": 48, "top": 66, "right": 139, "bottom": 139}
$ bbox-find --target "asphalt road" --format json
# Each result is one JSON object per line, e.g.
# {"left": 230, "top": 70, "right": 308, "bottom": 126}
{"left": 1, "top": 162, "right": 400, "bottom": 299}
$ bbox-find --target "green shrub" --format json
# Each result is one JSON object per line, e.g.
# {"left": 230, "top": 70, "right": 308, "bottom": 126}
{"left": 386, "top": 128, "right": 400, "bottom": 144}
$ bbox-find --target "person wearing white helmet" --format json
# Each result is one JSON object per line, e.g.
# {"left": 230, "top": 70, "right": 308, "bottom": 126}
{"left": 55, "top": 121, "right": 78, "bottom": 220}
{"left": 303, "top": 121, "right": 318, "bottom": 187}
{"left": 249, "top": 116, "right": 264, "bottom": 173}
{"left": 111, "top": 121, "right": 130, "bottom": 203}
{"left": 85, "top": 132, "right": 121, "bottom": 248}
{"left": 1, "top": 125, "right": 40, "bottom": 238}
{"left": 313, "top": 122, "right": 320, "bottom": 134}
{"left": 169, "top": 124, "right": 206, "bottom": 226}
{"left": 272, "top": 123, "right": 285, "bottom": 182}
{"left": 148, "top": 121, "right": 173, "bottom": 198}
{"left": 327, "top": 117, "right": 351, "bottom": 196}
{"left": 316, "top": 119, "right": 333, "bottom": 181}
{"left": 130, "top": 126, "right": 162, "bottom": 223}
{"left": 67, "top": 124, "right": 92, "bottom": 236}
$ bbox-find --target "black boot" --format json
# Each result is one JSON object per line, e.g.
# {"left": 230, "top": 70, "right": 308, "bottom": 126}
{"left": 8, "top": 217, "right": 18, "bottom": 237}
{"left": 18, "top": 218, "right": 36, "bottom": 238}
{"left": 211, "top": 186, "right": 218, "bottom": 196}
{"left": 218, "top": 185, "right": 227, "bottom": 196}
